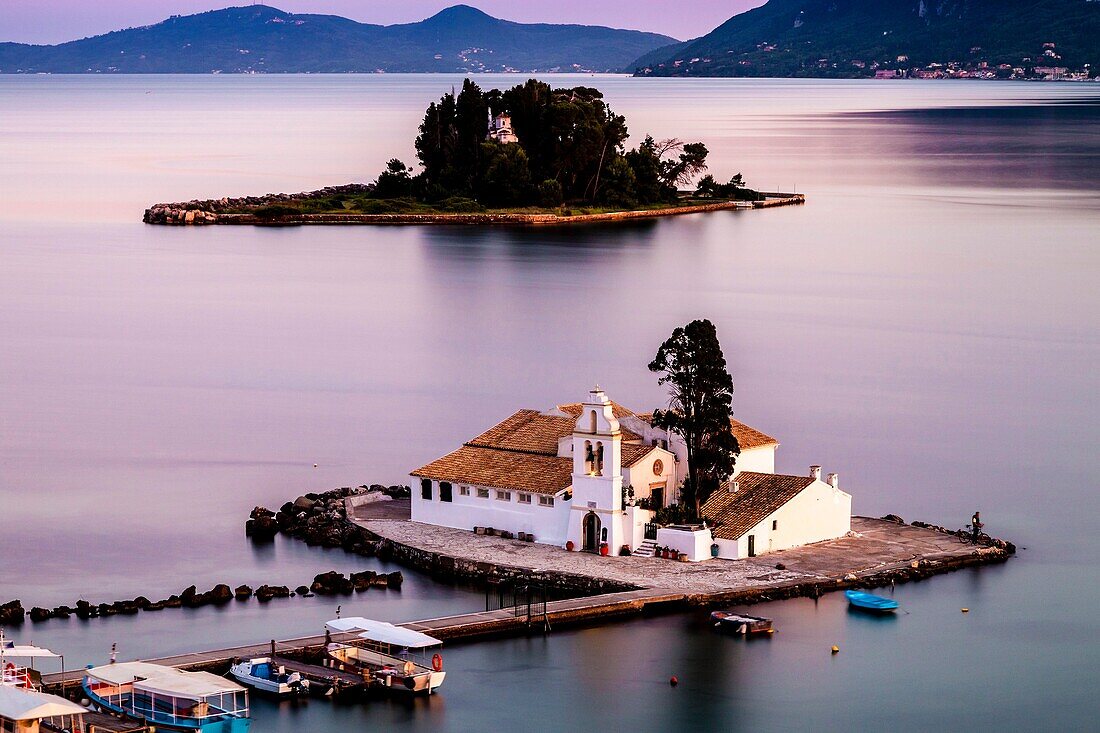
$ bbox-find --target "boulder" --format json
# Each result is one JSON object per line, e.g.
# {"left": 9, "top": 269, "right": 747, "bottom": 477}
{"left": 385, "top": 571, "right": 404, "bottom": 589}
{"left": 234, "top": 585, "right": 253, "bottom": 601}
{"left": 310, "top": 571, "right": 353, "bottom": 595}
{"left": 133, "top": 596, "right": 152, "bottom": 610}
{"left": 180, "top": 585, "right": 199, "bottom": 607}
{"left": 293, "top": 496, "right": 318, "bottom": 511}
{"left": 254, "top": 585, "right": 290, "bottom": 602}
{"left": 294, "top": 585, "right": 311, "bottom": 596}
{"left": 29, "top": 607, "right": 53, "bottom": 622}
{"left": 202, "top": 584, "right": 234, "bottom": 605}
{"left": 350, "top": 571, "right": 376, "bottom": 591}
{"left": 0, "top": 599, "right": 25, "bottom": 625}
{"left": 882, "top": 514, "right": 905, "bottom": 524}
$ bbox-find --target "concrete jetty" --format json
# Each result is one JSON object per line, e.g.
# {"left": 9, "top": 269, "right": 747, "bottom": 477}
{"left": 42, "top": 509, "right": 1011, "bottom": 694}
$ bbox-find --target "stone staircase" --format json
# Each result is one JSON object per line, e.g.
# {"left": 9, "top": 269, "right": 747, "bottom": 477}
{"left": 632, "top": 539, "right": 658, "bottom": 558}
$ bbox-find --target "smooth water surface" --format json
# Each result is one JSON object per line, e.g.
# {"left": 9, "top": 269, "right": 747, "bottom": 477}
{"left": 1, "top": 76, "right": 1098, "bottom": 731}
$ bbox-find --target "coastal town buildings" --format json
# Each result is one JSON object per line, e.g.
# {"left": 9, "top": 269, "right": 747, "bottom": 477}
{"left": 411, "top": 387, "right": 851, "bottom": 561}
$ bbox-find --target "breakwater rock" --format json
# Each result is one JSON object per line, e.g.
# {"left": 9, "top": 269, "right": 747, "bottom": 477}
{"left": 0, "top": 599, "right": 25, "bottom": 625}
{"left": 143, "top": 184, "right": 374, "bottom": 225}
{"left": 269, "top": 485, "right": 409, "bottom": 550}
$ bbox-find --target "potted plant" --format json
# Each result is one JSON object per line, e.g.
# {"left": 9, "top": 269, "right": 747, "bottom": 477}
{"left": 599, "top": 542, "right": 610, "bottom": 556}
{"left": 565, "top": 540, "right": 575, "bottom": 552}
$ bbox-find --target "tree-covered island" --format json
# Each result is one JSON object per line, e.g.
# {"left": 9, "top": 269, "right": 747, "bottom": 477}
{"left": 144, "top": 79, "right": 801, "bottom": 225}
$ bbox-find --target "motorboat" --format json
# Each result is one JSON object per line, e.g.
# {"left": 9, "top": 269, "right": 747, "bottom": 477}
{"left": 82, "top": 661, "right": 251, "bottom": 732}
{"left": 229, "top": 658, "right": 309, "bottom": 697}
{"left": 710, "top": 611, "right": 773, "bottom": 635}
{"left": 324, "top": 617, "right": 446, "bottom": 695}
{"left": 845, "top": 590, "right": 899, "bottom": 613}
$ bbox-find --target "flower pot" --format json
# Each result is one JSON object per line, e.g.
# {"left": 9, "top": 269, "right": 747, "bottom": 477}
{"left": 600, "top": 543, "right": 609, "bottom": 556}
{"left": 565, "top": 540, "right": 575, "bottom": 552}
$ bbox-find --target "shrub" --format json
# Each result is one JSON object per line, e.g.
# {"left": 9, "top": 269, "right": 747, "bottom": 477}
{"left": 537, "top": 179, "right": 564, "bottom": 208}
{"left": 439, "top": 197, "right": 484, "bottom": 213}
{"left": 253, "top": 204, "right": 300, "bottom": 219}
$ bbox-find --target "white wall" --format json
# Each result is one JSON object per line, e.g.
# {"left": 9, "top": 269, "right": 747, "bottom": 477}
{"left": 410, "top": 477, "right": 571, "bottom": 546}
{"left": 622, "top": 447, "right": 676, "bottom": 508}
{"left": 713, "top": 479, "right": 852, "bottom": 559}
{"left": 733, "top": 445, "right": 777, "bottom": 475}
{"left": 656, "top": 527, "right": 714, "bottom": 562}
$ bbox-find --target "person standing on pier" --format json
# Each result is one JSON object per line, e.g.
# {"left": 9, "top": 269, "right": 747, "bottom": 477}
{"left": 971, "top": 511, "right": 984, "bottom": 543}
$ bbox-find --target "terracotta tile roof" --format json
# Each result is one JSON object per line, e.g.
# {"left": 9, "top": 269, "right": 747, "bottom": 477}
{"left": 621, "top": 443, "right": 658, "bottom": 467}
{"left": 557, "top": 401, "right": 636, "bottom": 420}
{"left": 730, "top": 419, "right": 779, "bottom": 450}
{"left": 631, "top": 413, "right": 777, "bottom": 450}
{"left": 466, "top": 409, "right": 574, "bottom": 456}
{"left": 411, "top": 445, "right": 572, "bottom": 496}
{"left": 701, "top": 472, "right": 815, "bottom": 540}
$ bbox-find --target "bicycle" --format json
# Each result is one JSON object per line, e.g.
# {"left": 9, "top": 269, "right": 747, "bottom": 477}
{"left": 956, "top": 524, "right": 992, "bottom": 545}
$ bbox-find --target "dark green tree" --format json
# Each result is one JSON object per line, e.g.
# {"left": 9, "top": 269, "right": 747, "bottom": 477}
{"left": 477, "top": 142, "right": 533, "bottom": 207}
{"left": 648, "top": 319, "right": 740, "bottom": 518}
{"left": 625, "top": 136, "right": 667, "bottom": 204}
{"left": 372, "top": 158, "right": 413, "bottom": 199}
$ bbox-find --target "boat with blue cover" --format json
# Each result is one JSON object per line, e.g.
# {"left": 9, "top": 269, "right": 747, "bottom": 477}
{"left": 229, "top": 657, "right": 309, "bottom": 698}
{"left": 83, "top": 661, "right": 251, "bottom": 732}
{"left": 845, "top": 590, "right": 899, "bottom": 613}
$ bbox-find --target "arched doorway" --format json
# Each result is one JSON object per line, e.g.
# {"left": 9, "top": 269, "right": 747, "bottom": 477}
{"left": 582, "top": 512, "right": 601, "bottom": 553}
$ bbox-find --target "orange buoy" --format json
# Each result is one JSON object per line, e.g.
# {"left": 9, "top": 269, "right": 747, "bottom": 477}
{"left": 669, "top": 676, "right": 679, "bottom": 687}
{"left": 831, "top": 645, "right": 840, "bottom": 654}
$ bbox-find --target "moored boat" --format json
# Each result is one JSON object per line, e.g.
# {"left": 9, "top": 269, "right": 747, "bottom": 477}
{"left": 711, "top": 611, "right": 774, "bottom": 635}
{"left": 1, "top": 630, "right": 63, "bottom": 690}
{"left": 82, "top": 661, "right": 251, "bottom": 732}
{"left": 845, "top": 590, "right": 899, "bottom": 613}
{"left": 324, "top": 617, "right": 446, "bottom": 695}
{"left": 229, "top": 658, "right": 309, "bottom": 698}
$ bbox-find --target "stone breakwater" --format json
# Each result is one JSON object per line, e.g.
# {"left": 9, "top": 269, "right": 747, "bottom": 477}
{"left": 143, "top": 191, "right": 805, "bottom": 227}
{"left": 142, "top": 183, "right": 374, "bottom": 225}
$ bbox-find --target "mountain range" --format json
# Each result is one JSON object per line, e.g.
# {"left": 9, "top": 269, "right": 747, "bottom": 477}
{"left": 632, "top": 0, "right": 1100, "bottom": 77}
{"left": 0, "top": 5, "right": 676, "bottom": 74}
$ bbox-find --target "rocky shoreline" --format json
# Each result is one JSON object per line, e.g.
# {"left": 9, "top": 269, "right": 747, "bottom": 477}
{"left": 143, "top": 189, "right": 805, "bottom": 227}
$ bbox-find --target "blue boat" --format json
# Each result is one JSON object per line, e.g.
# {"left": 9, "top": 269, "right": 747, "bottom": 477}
{"left": 845, "top": 590, "right": 899, "bottom": 613}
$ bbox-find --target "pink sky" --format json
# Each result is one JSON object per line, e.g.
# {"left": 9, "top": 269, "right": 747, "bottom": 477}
{"left": 0, "top": 1, "right": 763, "bottom": 45}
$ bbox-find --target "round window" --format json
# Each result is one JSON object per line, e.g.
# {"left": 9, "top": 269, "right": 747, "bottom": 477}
{"left": 652, "top": 459, "right": 664, "bottom": 476}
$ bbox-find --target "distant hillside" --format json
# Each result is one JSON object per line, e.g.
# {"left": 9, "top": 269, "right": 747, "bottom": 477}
{"left": 0, "top": 4, "right": 676, "bottom": 74}
{"left": 633, "top": 0, "right": 1100, "bottom": 77}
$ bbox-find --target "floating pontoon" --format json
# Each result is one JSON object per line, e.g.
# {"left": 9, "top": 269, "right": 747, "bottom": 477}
{"left": 324, "top": 617, "right": 446, "bottom": 694}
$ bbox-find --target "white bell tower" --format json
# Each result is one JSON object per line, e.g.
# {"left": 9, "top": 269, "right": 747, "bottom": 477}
{"left": 566, "top": 386, "right": 625, "bottom": 554}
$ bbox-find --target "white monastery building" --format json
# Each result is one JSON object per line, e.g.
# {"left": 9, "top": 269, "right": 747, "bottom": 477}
{"left": 411, "top": 387, "right": 851, "bottom": 561}
{"left": 487, "top": 112, "right": 519, "bottom": 144}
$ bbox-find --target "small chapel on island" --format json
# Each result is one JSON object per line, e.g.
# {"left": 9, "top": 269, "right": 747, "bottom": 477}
{"left": 411, "top": 387, "right": 852, "bottom": 561}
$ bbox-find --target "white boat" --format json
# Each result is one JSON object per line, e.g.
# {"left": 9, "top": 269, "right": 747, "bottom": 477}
{"left": 229, "top": 658, "right": 310, "bottom": 697}
{"left": 82, "top": 661, "right": 251, "bottom": 732}
{"left": 324, "top": 617, "right": 446, "bottom": 695}
{"left": 0, "top": 630, "right": 63, "bottom": 690}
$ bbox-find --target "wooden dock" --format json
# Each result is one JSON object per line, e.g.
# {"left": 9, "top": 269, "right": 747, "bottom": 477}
{"left": 42, "top": 587, "right": 685, "bottom": 693}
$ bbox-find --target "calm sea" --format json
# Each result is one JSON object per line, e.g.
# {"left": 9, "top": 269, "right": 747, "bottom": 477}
{"left": 1, "top": 76, "right": 1098, "bottom": 731}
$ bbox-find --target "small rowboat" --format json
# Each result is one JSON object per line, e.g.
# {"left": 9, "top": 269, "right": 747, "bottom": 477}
{"left": 845, "top": 590, "right": 899, "bottom": 613}
{"left": 711, "top": 611, "right": 773, "bottom": 635}
{"left": 229, "top": 658, "right": 310, "bottom": 698}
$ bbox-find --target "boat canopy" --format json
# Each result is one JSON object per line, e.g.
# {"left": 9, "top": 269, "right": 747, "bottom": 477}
{"left": 326, "top": 617, "right": 442, "bottom": 648}
{"left": 1, "top": 639, "right": 61, "bottom": 658}
{"left": 85, "top": 662, "right": 246, "bottom": 698}
{"left": 0, "top": 685, "right": 86, "bottom": 721}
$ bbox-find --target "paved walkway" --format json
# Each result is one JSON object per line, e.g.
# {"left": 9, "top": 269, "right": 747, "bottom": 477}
{"left": 351, "top": 505, "right": 973, "bottom": 594}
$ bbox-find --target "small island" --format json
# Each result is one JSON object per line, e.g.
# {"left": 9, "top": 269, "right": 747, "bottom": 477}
{"left": 144, "top": 79, "right": 803, "bottom": 226}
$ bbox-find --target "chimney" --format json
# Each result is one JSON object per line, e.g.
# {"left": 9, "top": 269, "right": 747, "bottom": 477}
{"left": 728, "top": 481, "right": 739, "bottom": 494}
{"left": 827, "top": 472, "right": 839, "bottom": 489}
{"left": 810, "top": 465, "right": 822, "bottom": 481}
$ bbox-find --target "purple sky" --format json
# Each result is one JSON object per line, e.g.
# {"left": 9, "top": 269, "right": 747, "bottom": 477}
{"left": 1, "top": 1, "right": 763, "bottom": 45}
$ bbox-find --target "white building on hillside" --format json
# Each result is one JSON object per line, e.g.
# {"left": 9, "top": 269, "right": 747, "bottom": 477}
{"left": 411, "top": 387, "right": 851, "bottom": 560}
{"left": 487, "top": 112, "right": 518, "bottom": 144}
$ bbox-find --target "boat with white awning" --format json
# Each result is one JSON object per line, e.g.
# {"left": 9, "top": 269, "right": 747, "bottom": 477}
{"left": 82, "top": 662, "right": 250, "bottom": 732}
{"left": 324, "top": 617, "right": 446, "bottom": 695}
{"left": 0, "top": 684, "right": 88, "bottom": 733}
{"left": 1, "top": 631, "right": 64, "bottom": 690}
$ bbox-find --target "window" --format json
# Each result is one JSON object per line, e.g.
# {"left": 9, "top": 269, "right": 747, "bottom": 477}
{"left": 496, "top": 490, "right": 511, "bottom": 501}
{"left": 518, "top": 493, "right": 532, "bottom": 504}
{"left": 459, "top": 486, "right": 470, "bottom": 497}
{"left": 440, "top": 482, "right": 453, "bottom": 503}
{"left": 477, "top": 488, "right": 490, "bottom": 499}
{"left": 772, "top": 519, "right": 778, "bottom": 531}
{"left": 420, "top": 479, "right": 432, "bottom": 501}
{"left": 538, "top": 495, "right": 555, "bottom": 507}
